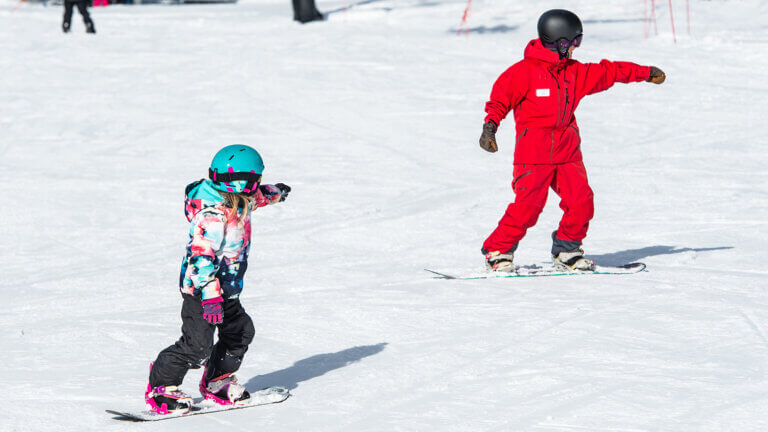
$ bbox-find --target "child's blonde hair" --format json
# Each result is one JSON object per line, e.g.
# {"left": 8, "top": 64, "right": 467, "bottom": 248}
{"left": 220, "top": 191, "right": 254, "bottom": 223}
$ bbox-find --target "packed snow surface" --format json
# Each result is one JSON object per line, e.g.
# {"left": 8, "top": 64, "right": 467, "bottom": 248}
{"left": 2, "top": 0, "right": 768, "bottom": 430}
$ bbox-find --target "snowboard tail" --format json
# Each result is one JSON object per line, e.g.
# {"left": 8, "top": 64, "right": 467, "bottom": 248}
{"left": 425, "top": 262, "right": 646, "bottom": 279}
{"left": 106, "top": 386, "right": 290, "bottom": 422}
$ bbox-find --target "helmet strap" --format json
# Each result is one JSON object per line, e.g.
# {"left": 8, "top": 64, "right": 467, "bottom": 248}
{"left": 543, "top": 36, "right": 581, "bottom": 60}
{"left": 542, "top": 40, "right": 566, "bottom": 59}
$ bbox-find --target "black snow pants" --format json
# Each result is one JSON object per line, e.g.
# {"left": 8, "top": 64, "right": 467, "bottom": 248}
{"left": 149, "top": 294, "right": 255, "bottom": 388}
{"left": 63, "top": 0, "right": 94, "bottom": 32}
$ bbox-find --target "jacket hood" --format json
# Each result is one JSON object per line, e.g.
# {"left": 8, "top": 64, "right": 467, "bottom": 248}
{"left": 524, "top": 38, "right": 565, "bottom": 66}
{"left": 184, "top": 179, "right": 226, "bottom": 221}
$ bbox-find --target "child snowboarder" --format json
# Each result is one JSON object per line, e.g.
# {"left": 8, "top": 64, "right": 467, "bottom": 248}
{"left": 479, "top": 9, "right": 666, "bottom": 273}
{"left": 145, "top": 144, "right": 291, "bottom": 415}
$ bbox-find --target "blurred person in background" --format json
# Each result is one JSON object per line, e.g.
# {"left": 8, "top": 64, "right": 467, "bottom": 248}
{"left": 293, "top": 0, "right": 323, "bottom": 23}
{"left": 62, "top": 0, "right": 95, "bottom": 33}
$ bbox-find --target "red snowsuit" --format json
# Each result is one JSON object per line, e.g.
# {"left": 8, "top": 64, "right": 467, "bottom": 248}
{"left": 482, "top": 39, "right": 651, "bottom": 255}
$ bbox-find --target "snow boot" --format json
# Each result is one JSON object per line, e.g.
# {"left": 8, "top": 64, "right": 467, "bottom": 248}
{"left": 200, "top": 372, "right": 250, "bottom": 406}
{"left": 552, "top": 248, "right": 595, "bottom": 272}
{"left": 62, "top": 22, "right": 71, "bottom": 33}
{"left": 85, "top": 21, "right": 96, "bottom": 34}
{"left": 144, "top": 384, "right": 193, "bottom": 415}
{"left": 485, "top": 251, "right": 515, "bottom": 272}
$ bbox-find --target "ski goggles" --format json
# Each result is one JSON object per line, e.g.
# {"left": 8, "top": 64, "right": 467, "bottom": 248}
{"left": 209, "top": 169, "right": 262, "bottom": 195}
{"left": 544, "top": 34, "right": 583, "bottom": 53}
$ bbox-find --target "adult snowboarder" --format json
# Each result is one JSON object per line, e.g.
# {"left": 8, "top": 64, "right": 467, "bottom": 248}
{"left": 145, "top": 145, "right": 291, "bottom": 415}
{"left": 62, "top": 0, "right": 95, "bottom": 34}
{"left": 479, "top": 9, "right": 666, "bottom": 273}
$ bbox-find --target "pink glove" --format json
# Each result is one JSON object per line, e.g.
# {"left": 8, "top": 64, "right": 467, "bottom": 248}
{"left": 202, "top": 297, "right": 223, "bottom": 325}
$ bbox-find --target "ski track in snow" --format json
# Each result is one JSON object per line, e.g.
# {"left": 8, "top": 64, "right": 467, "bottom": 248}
{"left": 2, "top": 0, "right": 768, "bottom": 430}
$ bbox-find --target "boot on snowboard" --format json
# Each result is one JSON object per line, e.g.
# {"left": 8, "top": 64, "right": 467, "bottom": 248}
{"left": 200, "top": 373, "right": 250, "bottom": 406}
{"left": 144, "top": 384, "right": 193, "bottom": 415}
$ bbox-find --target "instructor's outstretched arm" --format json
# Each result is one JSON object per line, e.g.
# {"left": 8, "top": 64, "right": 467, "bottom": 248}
{"left": 576, "top": 60, "right": 658, "bottom": 96}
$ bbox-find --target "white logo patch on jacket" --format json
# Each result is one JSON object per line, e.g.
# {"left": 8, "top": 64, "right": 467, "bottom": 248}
{"left": 536, "top": 88, "right": 550, "bottom": 97}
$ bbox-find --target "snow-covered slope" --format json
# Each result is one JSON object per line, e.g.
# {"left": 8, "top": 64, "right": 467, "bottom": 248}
{"left": 2, "top": 0, "right": 767, "bottom": 430}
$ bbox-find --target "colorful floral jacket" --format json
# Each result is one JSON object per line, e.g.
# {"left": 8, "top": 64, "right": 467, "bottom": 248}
{"left": 179, "top": 179, "right": 284, "bottom": 300}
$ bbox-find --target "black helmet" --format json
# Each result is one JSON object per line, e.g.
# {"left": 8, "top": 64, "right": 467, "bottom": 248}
{"left": 538, "top": 9, "right": 583, "bottom": 57}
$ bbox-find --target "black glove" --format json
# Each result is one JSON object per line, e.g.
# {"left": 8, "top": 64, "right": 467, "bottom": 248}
{"left": 647, "top": 66, "right": 666, "bottom": 84}
{"left": 479, "top": 122, "right": 498, "bottom": 153}
{"left": 275, "top": 183, "right": 291, "bottom": 202}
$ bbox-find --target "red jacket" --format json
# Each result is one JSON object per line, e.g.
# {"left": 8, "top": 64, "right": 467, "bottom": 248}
{"left": 485, "top": 39, "right": 651, "bottom": 164}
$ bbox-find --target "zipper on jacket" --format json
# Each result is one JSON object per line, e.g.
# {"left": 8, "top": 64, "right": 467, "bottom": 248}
{"left": 551, "top": 130, "right": 555, "bottom": 162}
{"left": 547, "top": 69, "right": 561, "bottom": 163}
{"left": 561, "top": 88, "right": 569, "bottom": 124}
{"left": 548, "top": 70, "right": 562, "bottom": 128}
{"left": 569, "top": 124, "right": 579, "bottom": 138}
{"left": 516, "top": 128, "right": 528, "bottom": 144}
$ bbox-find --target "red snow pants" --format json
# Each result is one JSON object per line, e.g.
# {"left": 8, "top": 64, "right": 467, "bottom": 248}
{"left": 482, "top": 161, "right": 594, "bottom": 254}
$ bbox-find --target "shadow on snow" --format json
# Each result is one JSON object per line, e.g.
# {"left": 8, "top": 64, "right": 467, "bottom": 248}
{"left": 326, "top": 0, "right": 439, "bottom": 16}
{"left": 246, "top": 343, "right": 388, "bottom": 391}
{"left": 587, "top": 245, "right": 733, "bottom": 267}
{"left": 582, "top": 18, "right": 647, "bottom": 24}
{"left": 449, "top": 24, "right": 519, "bottom": 35}
{"left": 447, "top": 16, "right": 643, "bottom": 36}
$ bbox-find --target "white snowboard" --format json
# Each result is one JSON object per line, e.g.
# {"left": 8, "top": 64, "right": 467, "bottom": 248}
{"left": 106, "top": 386, "right": 290, "bottom": 422}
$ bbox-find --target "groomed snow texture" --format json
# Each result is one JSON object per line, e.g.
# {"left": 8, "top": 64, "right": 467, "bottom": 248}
{"left": 2, "top": 0, "right": 768, "bottom": 430}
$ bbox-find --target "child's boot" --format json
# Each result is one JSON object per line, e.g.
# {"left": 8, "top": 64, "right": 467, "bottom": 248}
{"left": 200, "top": 371, "right": 250, "bottom": 406}
{"left": 144, "top": 384, "right": 193, "bottom": 415}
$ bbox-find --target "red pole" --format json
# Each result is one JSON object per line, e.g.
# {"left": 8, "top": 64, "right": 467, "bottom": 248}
{"left": 651, "top": 0, "right": 658, "bottom": 35}
{"left": 668, "top": 0, "right": 677, "bottom": 43}
{"left": 466, "top": 1, "right": 472, "bottom": 38}
{"left": 457, "top": 0, "right": 472, "bottom": 37}
{"left": 686, "top": 0, "right": 691, "bottom": 35}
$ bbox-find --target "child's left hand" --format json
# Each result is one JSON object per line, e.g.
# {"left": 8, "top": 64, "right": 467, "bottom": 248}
{"left": 202, "top": 297, "right": 224, "bottom": 325}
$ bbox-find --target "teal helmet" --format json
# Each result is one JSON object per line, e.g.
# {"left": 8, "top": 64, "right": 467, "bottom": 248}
{"left": 208, "top": 144, "right": 265, "bottom": 195}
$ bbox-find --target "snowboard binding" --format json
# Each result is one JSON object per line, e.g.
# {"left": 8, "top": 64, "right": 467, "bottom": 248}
{"left": 200, "top": 371, "right": 250, "bottom": 406}
{"left": 144, "top": 384, "right": 193, "bottom": 415}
